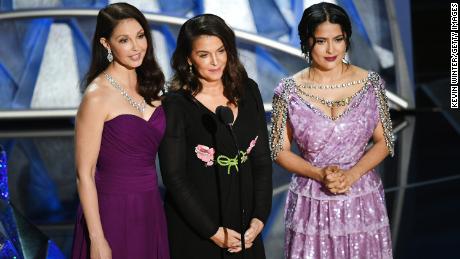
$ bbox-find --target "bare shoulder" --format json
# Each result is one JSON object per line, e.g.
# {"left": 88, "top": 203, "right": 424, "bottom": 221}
{"left": 347, "top": 65, "right": 369, "bottom": 79}
{"left": 291, "top": 68, "right": 309, "bottom": 82}
{"left": 78, "top": 76, "right": 113, "bottom": 120}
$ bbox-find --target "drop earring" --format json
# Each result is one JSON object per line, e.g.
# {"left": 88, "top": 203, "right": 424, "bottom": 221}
{"left": 107, "top": 49, "right": 113, "bottom": 63}
{"left": 342, "top": 52, "right": 350, "bottom": 64}
{"left": 305, "top": 52, "right": 310, "bottom": 63}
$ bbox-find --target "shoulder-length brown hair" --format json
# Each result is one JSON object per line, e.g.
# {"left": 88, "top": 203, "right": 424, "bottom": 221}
{"left": 170, "top": 14, "right": 247, "bottom": 105}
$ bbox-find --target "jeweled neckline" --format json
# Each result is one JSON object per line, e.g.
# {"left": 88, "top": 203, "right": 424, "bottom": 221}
{"left": 289, "top": 71, "right": 372, "bottom": 122}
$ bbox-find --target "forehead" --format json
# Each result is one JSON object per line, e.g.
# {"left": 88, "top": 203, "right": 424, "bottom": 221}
{"left": 191, "top": 35, "right": 224, "bottom": 51}
{"left": 314, "top": 21, "right": 343, "bottom": 37}
{"left": 112, "top": 18, "right": 143, "bottom": 37}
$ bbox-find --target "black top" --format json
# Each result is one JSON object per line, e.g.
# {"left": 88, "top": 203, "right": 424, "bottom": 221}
{"left": 159, "top": 79, "right": 272, "bottom": 259}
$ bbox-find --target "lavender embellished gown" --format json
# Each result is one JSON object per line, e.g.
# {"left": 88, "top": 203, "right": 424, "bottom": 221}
{"left": 270, "top": 72, "right": 394, "bottom": 259}
{"left": 71, "top": 107, "right": 170, "bottom": 259}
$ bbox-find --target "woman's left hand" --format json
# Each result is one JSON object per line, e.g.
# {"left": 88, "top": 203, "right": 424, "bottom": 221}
{"left": 227, "top": 218, "right": 264, "bottom": 253}
{"left": 328, "top": 170, "right": 360, "bottom": 194}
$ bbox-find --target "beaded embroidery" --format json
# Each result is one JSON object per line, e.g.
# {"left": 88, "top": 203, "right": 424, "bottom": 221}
{"left": 269, "top": 72, "right": 394, "bottom": 159}
{"left": 269, "top": 78, "right": 293, "bottom": 160}
{"left": 369, "top": 73, "right": 395, "bottom": 157}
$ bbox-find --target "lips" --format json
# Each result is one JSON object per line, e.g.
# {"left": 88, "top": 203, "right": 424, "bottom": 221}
{"left": 129, "top": 53, "right": 142, "bottom": 61}
{"left": 325, "top": 56, "right": 337, "bottom": 62}
{"left": 208, "top": 67, "right": 221, "bottom": 73}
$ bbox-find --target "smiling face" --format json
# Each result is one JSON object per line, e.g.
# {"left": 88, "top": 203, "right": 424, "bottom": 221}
{"left": 100, "top": 18, "right": 147, "bottom": 69}
{"left": 187, "top": 35, "right": 227, "bottom": 84}
{"left": 309, "top": 21, "right": 347, "bottom": 71}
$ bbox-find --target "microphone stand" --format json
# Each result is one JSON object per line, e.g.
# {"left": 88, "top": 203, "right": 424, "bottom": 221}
{"left": 216, "top": 105, "right": 246, "bottom": 258}
{"left": 227, "top": 123, "right": 246, "bottom": 258}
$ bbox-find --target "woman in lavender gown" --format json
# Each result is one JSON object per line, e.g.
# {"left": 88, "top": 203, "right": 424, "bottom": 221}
{"left": 270, "top": 3, "right": 394, "bottom": 258}
{"left": 71, "top": 3, "right": 169, "bottom": 259}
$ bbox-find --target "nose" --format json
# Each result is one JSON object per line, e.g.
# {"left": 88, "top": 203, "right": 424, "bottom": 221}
{"left": 326, "top": 41, "right": 333, "bottom": 54}
{"left": 210, "top": 54, "right": 218, "bottom": 66}
{"left": 131, "top": 39, "right": 139, "bottom": 51}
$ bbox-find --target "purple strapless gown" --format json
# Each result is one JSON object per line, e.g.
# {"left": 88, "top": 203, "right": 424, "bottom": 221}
{"left": 72, "top": 107, "right": 170, "bottom": 259}
{"left": 271, "top": 72, "right": 394, "bottom": 259}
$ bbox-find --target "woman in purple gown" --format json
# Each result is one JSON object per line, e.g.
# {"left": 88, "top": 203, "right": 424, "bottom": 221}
{"left": 270, "top": 3, "right": 394, "bottom": 259}
{"left": 71, "top": 3, "right": 169, "bottom": 259}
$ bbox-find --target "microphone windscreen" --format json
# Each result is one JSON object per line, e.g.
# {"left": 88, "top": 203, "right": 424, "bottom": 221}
{"left": 215, "top": 106, "right": 234, "bottom": 125}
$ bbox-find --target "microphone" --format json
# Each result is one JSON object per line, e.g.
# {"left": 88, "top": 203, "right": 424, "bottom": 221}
{"left": 216, "top": 105, "right": 234, "bottom": 125}
{"left": 215, "top": 105, "right": 246, "bottom": 256}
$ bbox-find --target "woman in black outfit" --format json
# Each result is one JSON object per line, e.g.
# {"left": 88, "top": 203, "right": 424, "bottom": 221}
{"left": 159, "top": 14, "right": 272, "bottom": 259}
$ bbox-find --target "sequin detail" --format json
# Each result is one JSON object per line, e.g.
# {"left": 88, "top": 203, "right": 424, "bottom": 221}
{"left": 369, "top": 73, "right": 395, "bottom": 156}
{"left": 270, "top": 71, "right": 394, "bottom": 259}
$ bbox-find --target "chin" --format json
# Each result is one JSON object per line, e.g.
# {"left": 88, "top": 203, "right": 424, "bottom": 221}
{"left": 317, "top": 62, "right": 340, "bottom": 71}
{"left": 202, "top": 73, "right": 223, "bottom": 82}
{"left": 124, "top": 60, "right": 144, "bottom": 69}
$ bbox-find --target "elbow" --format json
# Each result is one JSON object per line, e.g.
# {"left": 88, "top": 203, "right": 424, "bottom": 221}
{"left": 76, "top": 165, "right": 96, "bottom": 186}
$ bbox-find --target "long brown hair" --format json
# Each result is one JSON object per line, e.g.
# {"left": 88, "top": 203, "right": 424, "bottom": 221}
{"left": 82, "top": 3, "right": 164, "bottom": 104}
{"left": 170, "top": 14, "right": 247, "bottom": 105}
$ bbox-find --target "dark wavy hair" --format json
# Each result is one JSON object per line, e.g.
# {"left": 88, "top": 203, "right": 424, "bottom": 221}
{"left": 298, "top": 2, "right": 352, "bottom": 61}
{"left": 82, "top": 2, "right": 164, "bottom": 104}
{"left": 170, "top": 14, "right": 247, "bottom": 105}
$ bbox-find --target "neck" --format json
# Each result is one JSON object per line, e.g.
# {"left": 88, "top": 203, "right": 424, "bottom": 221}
{"left": 308, "top": 63, "right": 347, "bottom": 84}
{"left": 106, "top": 62, "right": 138, "bottom": 91}
{"left": 199, "top": 79, "right": 224, "bottom": 96}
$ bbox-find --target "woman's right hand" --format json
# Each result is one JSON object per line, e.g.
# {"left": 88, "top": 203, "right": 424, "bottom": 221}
{"left": 320, "top": 165, "right": 341, "bottom": 183}
{"left": 210, "top": 227, "right": 241, "bottom": 248}
{"left": 320, "top": 165, "right": 348, "bottom": 193}
{"left": 90, "top": 237, "right": 112, "bottom": 259}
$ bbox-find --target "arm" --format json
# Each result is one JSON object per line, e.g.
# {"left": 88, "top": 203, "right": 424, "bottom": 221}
{"left": 75, "top": 86, "right": 111, "bottom": 258}
{"left": 331, "top": 74, "right": 394, "bottom": 193}
{"left": 345, "top": 121, "right": 390, "bottom": 183}
{"left": 328, "top": 121, "right": 390, "bottom": 194}
{"left": 270, "top": 81, "right": 326, "bottom": 182}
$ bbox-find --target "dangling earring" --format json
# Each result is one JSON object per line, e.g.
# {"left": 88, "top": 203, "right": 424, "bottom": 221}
{"left": 342, "top": 52, "right": 350, "bottom": 64}
{"left": 107, "top": 49, "right": 113, "bottom": 63}
{"left": 305, "top": 52, "right": 310, "bottom": 63}
{"left": 189, "top": 64, "right": 193, "bottom": 74}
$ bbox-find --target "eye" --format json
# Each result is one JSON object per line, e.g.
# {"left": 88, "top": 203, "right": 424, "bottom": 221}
{"left": 315, "top": 39, "right": 325, "bottom": 44}
{"left": 218, "top": 48, "right": 226, "bottom": 53}
{"left": 198, "top": 53, "right": 208, "bottom": 58}
{"left": 119, "top": 38, "right": 128, "bottom": 44}
{"left": 138, "top": 33, "right": 145, "bottom": 39}
{"left": 335, "top": 37, "right": 344, "bottom": 42}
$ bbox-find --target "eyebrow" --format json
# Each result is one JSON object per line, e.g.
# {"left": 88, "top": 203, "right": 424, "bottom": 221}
{"left": 114, "top": 29, "right": 145, "bottom": 40}
{"left": 315, "top": 35, "right": 344, "bottom": 40}
{"left": 195, "top": 45, "right": 225, "bottom": 53}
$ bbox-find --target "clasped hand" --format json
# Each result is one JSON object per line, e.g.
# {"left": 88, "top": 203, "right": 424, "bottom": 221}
{"left": 321, "top": 165, "right": 358, "bottom": 194}
{"left": 211, "top": 218, "right": 264, "bottom": 253}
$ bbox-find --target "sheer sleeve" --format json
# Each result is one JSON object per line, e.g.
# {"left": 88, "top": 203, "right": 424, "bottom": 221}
{"left": 370, "top": 72, "right": 395, "bottom": 157}
{"left": 159, "top": 93, "right": 219, "bottom": 239}
{"left": 247, "top": 79, "right": 273, "bottom": 224}
{"left": 269, "top": 78, "right": 291, "bottom": 160}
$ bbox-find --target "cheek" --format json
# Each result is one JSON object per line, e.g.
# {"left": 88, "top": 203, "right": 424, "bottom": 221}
{"left": 112, "top": 45, "right": 129, "bottom": 57}
{"left": 140, "top": 38, "right": 148, "bottom": 50}
{"left": 194, "top": 59, "right": 208, "bottom": 71}
{"left": 311, "top": 46, "right": 323, "bottom": 56}
{"left": 336, "top": 41, "right": 347, "bottom": 51}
